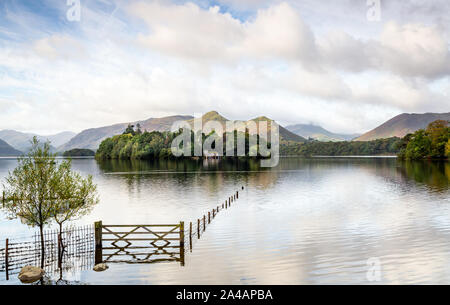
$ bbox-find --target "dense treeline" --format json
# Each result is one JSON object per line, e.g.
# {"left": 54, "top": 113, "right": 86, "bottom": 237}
{"left": 96, "top": 130, "right": 175, "bottom": 159}
{"left": 96, "top": 121, "right": 450, "bottom": 160}
{"left": 398, "top": 120, "right": 449, "bottom": 160}
{"left": 280, "top": 137, "right": 401, "bottom": 156}
{"left": 96, "top": 124, "right": 269, "bottom": 160}
{"left": 63, "top": 148, "right": 95, "bottom": 157}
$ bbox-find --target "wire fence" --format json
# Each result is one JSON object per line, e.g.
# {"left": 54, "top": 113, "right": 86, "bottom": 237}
{"left": 0, "top": 247, "right": 5, "bottom": 272}
{"left": 0, "top": 225, "right": 95, "bottom": 280}
{"left": 184, "top": 186, "right": 244, "bottom": 252}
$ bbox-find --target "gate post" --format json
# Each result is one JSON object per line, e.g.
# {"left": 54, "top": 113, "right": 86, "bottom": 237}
{"left": 94, "top": 221, "right": 102, "bottom": 264}
{"left": 189, "top": 222, "right": 192, "bottom": 253}
{"left": 5, "top": 238, "right": 9, "bottom": 281}
{"left": 179, "top": 222, "right": 185, "bottom": 266}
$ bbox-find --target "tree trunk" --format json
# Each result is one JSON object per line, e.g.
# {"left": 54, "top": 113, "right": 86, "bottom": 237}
{"left": 58, "top": 222, "right": 63, "bottom": 268}
{"left": 39, "top": 225, "right": 45, "bottom": 269}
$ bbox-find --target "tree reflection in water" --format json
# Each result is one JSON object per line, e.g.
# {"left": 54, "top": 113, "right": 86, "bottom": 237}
{"left": 397, "top": 160, "right": 449, "bottom": 192}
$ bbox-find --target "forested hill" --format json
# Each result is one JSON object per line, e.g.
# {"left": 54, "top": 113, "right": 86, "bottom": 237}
{"left": 281, "top": 137, "right": 402, "bottom": 156}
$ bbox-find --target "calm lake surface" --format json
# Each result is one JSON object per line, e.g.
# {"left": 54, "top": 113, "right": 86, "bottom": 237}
{"left": 0, "top": 157, "right": 449, "bottom": 285}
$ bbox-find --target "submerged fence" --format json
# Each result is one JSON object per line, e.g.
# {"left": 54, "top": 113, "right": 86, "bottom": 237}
{"left": 0, "top": 225, "right": 95, "bottom": 280}
{"left": 0, "top": 186, "right": 246, "bottom": 281}
{"left": 96, "top": 222, "right": 185, "bottom": 266}
{"left": 185, "top": 186, "right": 244, "bottom": 252}
{"left": 94, "top": 185, "right": 245, "bottom": 267}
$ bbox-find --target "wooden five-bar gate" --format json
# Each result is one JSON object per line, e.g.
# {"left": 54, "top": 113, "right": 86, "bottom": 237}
{"left": 94, "top": 221, "right": 185, "bottom": 266}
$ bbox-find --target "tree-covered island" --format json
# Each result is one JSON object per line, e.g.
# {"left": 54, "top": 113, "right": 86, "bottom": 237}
{"left": 95, "top": 120, "right": 449, "bottom": 160}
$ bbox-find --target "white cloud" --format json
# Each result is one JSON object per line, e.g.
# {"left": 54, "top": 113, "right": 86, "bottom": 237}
{"left": 351, "top": 75, "right": 446, "bottom": 111}
{"left": 128, "top": 2, "right": 450, "bottom": 80}
{"left": 128, "top": 2, "right": 242, "bottom": 61}
{"left": 318, "top": 30, "right": 372, "bottom": 73}
{"left": 218, "top": 0, "right": 276, "bottom": 11}
{"left": 0, "top": 0, "right": 449, "bottom": 136}
{"left": 377, "top": 22, "right": 450, "bottom": 78}
{"left": 129, "top": 2, "right": 318, "bottom": 67}
{"left": 33, "top": 35, "right": 88, "bottom": 61}
{"left": 320, "top": 22, "right": 450, "bottom": 79}
{"left": 238, "top": 3, "right": 317, "bottom": 64}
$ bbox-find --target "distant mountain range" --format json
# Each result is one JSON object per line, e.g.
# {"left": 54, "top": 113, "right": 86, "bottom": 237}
{"left": 61, "top": 111, "right": 305, "bottom": 151}
{"left": 1, "top": 111, "right": 448, "bottom": 154}
{"left": 286, "top": 124, "right": 360, "bottom": 142}
{"left": 0, "top": 138, "right": 22, "bottom": 156}
{"left": 0, "top": 130, "right": 76, "bottom": 152}
{"left": 59, "top": 115, "right": 194, "bottom": 151}
{"left": 187, "top": 111, "right": 305, "bottom": 143}
{"left": 354, "top": 112, "right": 450, "bottom": 141}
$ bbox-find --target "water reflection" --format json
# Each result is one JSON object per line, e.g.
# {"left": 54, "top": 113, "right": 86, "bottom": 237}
{"left": 36, "top": 277, "right": 86, "bottom": 285}
{"left": 0, "top": 157, "right": 449, "bottom": 284}
{"left": 96, "top": 158, "right": 266, "bottom": 173}
{"left": 100, "top": 224, "right": 185, "bottom": 266}
{"left": 397, "top": 161, "right": 449, "bottom": 191}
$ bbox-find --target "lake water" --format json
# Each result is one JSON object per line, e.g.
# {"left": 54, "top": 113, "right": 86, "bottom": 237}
{"left": 0, "top": 157, "right": 449, "bottom": 285}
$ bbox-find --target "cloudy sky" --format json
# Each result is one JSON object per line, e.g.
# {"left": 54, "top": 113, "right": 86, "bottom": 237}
{"left": 0, "top": 0, "right": 449, "bottom": 135}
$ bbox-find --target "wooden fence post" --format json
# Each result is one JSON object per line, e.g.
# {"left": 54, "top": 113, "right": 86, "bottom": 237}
{"left": 179, "top": 222, "right": 185, "bottom": 266}
{"left": 203, "top": 215, "right": 206, "bottom": 231}
{"left": 189, "top": 222, "right": 192, "bottom": 252}
{"left": 208, "top": 212, "right": 211, "bottom": 224}
{"left": 94, "top": 221, "right": 102, "bottom": 264}
{"left": 5, "top": 238, "right": 9, "bottom": 281}
{"left": 197, "top": 219, "right": 200, "bottom": 239}
{"left": 237, "top": 191, "right": 239, "bottom": 199}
